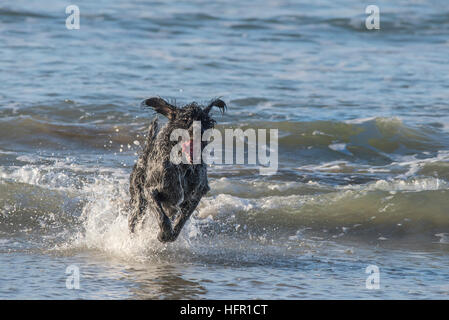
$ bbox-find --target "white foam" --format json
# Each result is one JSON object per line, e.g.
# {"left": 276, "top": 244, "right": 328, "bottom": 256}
{"left": 0, "top": 150, "right": 16, "bottom": 155}
{"left": 55, "top": 172, "right": 197, "bottom": 260}
{"left": 16, "top": 155, "right": 39, "bottom": 163}
{"left": 209, "top": 177, "right": 328, "bottom": 196}
{"left": 344, "top": 117, "right": 377, "bottom": 124}
{"left": 297, "top": 150, "right": 449, "bottom": 179}
{"left": 328, "top": 143, "right": 353, "bottom": 156}
{"left": 197, "top": 193, "right": 306, "bottom": 219}
{"left": 392, "top": 150, "right": 449, "bottom": 179}
{"left": 0, "top": 161, "right": 128, "bottom": 192}
{"left": 342, "top": 177, "right": 448, "bottom": 193}
{"left": 298, "top": 160, "right": 352, "bottom": 172}
{"left": 435, "top": 233, "right": 449, "bottom": 244}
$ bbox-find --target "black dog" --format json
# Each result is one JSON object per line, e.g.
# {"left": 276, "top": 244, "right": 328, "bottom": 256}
{"left": 128, "top": 97, "right": 226, "bottom": 242}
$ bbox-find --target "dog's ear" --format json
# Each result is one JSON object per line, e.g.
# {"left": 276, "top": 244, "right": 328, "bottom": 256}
{"left": 142, "top": 97, "right": 177, "bottom": 120}
{"left": 204, "top": 99, "right": 227, "bottom": 114}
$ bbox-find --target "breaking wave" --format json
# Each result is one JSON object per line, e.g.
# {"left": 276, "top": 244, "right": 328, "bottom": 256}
{"left": 1, "top": 147, "right": 448, "bottom": 262}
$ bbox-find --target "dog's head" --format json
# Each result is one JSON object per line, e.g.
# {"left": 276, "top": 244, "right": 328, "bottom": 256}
{"left": 142, "top": 97, "right": 227, "bottom": 161}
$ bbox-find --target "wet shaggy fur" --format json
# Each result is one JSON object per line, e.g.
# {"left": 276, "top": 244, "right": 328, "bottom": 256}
{"left": 128, "top": 97, "right": 227, "bottom": 242}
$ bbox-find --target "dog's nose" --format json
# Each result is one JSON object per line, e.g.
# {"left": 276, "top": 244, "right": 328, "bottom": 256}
{"left": 140, "top": 99, "right": 149, "bottom": 108}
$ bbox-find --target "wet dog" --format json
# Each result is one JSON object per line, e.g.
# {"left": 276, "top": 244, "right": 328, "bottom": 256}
{"left": 128, "top": 97, "right": 226, "bottom": 242}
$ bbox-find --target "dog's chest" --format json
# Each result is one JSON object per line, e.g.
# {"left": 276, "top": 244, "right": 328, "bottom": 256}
{"left": 181, "top": 165, "right": 208, "bottom": 196}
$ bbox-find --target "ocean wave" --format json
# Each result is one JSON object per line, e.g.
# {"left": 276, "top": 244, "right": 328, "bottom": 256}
{"left": 0, "top": 8, "right": 53, "bottom": 20}
{"left": 1, "top": 157, "right": 448, "bottom": 252}
{"left": 0, "top": 114, "right": 448, "bottom": 259}
{"left": 1, "top": 116, "right": 447, "bottom": 164}
{"left": 274, "top": 117, "right": 447, "bottom": 153}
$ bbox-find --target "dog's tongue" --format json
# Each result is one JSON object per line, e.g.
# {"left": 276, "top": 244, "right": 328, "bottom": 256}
{"left": 181, "top": 139, "right": 193, "bottom": 163}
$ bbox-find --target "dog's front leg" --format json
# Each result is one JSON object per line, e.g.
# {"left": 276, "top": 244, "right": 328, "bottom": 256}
{"left": 170, "top": 195, "right": 203, "bottom": 241}
{"left": 147, "top": 189, "right": 176, "bottom": 242}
